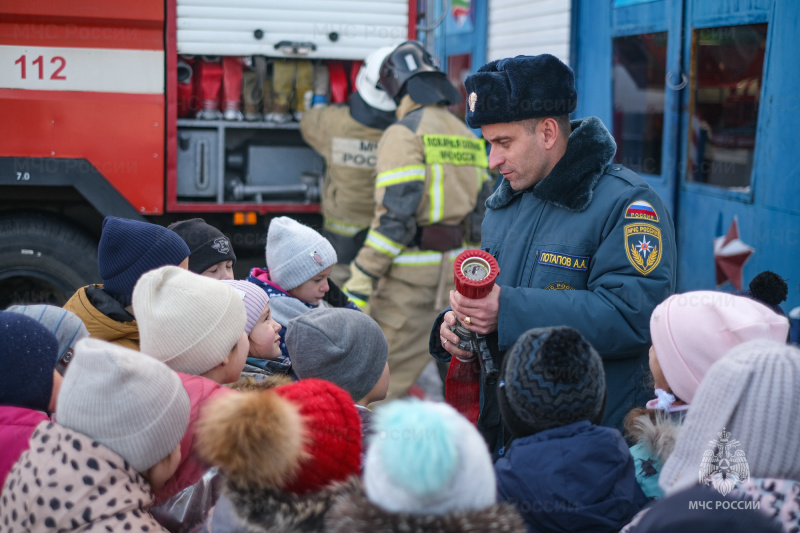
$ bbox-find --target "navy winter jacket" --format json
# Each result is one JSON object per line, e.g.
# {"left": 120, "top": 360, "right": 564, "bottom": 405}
{"left": 431, "top": 117, "right": 677, "bottom": 455}
{"left": 496, "top": 421, "right": 648, "bottom": 533}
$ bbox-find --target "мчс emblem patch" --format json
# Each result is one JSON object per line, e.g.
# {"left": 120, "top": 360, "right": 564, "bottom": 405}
{"left": 625, "top": 200, "right": 659, "bottom": 222}
{"left": 625, "top": 223, "right": 662, "bottom": 276}
{"left": 545, "top": 282, "right": 575, "bottom": 290}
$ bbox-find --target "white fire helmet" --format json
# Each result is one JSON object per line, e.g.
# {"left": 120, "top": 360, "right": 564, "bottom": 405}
{"left": 355, "top": 46, "right": 399, "bottom": 112}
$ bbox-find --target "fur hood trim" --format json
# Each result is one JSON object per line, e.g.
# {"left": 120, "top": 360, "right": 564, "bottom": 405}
{"left": 487, "top": 116, "right": 617, "bottom": 212}
{"left": 225, "top": 477, "right": 358, "bottom": 533}
{"left": 325, "top": 478, "right": 527, "bottom": 533}
{"left": 196, "top": 389, "right": 305, "bottom": 489}
{"left": 630, "top": 410, "right": 685, "bottom": 464}
{"left": 231, "top": 373, "right": 294, "bottom": 392}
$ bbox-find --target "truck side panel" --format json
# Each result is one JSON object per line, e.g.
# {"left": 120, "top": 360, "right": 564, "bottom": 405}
{"left": 0, "top": 0, "right": 165, "bottom": 215}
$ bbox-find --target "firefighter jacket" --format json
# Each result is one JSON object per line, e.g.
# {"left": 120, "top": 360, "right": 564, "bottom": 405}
{"left": 300, "top": 96, "right": 391, "bottom": 264}
{"left": 430, "top": 117, "right": 677, "bottom": 457}
{"left": 353, "top": 95, "right": 493, "bottom": 280}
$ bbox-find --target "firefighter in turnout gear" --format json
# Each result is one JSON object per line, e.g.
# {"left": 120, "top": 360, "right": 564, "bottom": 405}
{"left": 343, "top": 41, "right": 493, "bottom": 401}
{"left": 300, "top": 47, "right": 398, "bottom": 286}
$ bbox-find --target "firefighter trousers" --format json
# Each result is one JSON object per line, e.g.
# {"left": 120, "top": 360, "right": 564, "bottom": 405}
{"left": 369, "top": 249, "right": 460, "bottom": 402}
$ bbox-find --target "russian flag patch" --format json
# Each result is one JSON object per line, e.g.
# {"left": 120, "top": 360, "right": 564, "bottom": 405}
{"left": 624, "top": 200, "right": 659, "bottom": 222}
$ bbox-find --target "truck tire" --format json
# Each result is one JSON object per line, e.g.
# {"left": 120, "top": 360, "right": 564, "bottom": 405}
{"left": 0, "top": 213, "right": 99, "bottom": 308}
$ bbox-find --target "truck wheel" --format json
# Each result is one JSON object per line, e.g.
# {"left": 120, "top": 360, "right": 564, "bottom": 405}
{"left": 0, "top": 213, "right": 99, "bottom": 308}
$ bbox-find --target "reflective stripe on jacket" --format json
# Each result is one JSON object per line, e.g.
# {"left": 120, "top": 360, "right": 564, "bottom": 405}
{"left": 355, "top": 95, "right": 492, "bottom": 278}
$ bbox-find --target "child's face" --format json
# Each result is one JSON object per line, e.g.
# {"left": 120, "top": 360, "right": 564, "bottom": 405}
{"left": 648, "top": 345, "right": 669, "bottom": 391}
{"left": 49, "top": 370, "right": 63, "bottom": 414}
{"left": 144, "top": 444, "right": 182, "bottom": 491}
{"left": 201, "top": 260, "right": 234, "bottom": 280}
{"left": 249, "top": 302, "right": 283, "bottom": 360}
{"left": 287, "top": 266, "right": 333, "bottom": 306}
{"left": 223, "top": 331, "right": 250, "bottom": 384}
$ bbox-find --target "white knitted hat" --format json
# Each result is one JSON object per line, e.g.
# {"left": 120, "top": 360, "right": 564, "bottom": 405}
{"left": 133, "top": 266, "right": 247, "bottom": 375}
{"left": 659, "top": 339, "right": 800, "bottom": 495}
{"left": 265, "top": 217, "right": 337, "bottom": 291}
{"left": 56, "top": 338, "right": 190, "bottom": 472}
{"left": 364, "top": 400, "right": 496, "bottom": 515}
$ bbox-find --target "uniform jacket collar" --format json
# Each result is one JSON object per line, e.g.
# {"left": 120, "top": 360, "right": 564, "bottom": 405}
{"left": 395, "top": 95, "right": 424, "bottom": 120}
{"left": 487, "top": 116, "right": 617, "bottom": 212}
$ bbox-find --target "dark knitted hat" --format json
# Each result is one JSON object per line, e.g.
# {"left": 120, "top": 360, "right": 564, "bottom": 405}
{"left": 734, "top": 270, "right": 788, "bottom": 317}
{"left": 98, "top": 217, "right": 190, "bottom": 307}
{"left": 497, "top": 326, "right": 606, "bottom": 438}
{"left": 168, "top": 218, "right": 236, "bottom": 274}
{"left": 0, "top": 310, "right": 60, "bottom": 412}
{"left": 464, "top": 54, "right": 577, "bottom": 128}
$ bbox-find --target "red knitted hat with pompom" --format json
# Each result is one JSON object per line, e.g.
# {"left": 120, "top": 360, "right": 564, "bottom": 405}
{"left": 273, "top": 378, "right": 363, "bottom": 494}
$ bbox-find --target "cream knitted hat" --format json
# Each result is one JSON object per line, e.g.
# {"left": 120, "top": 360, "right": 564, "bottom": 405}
{"left": 57, "top": 338, "right": 190, "bottom": 472}
{"left": 266, "top": 217, "right": 337, "bottom": 291}
{"left": 133, "top": 265, "right": 247, "bottom": 375}
{"left": 659, "top": 339, "right": 800, "bottom": 495}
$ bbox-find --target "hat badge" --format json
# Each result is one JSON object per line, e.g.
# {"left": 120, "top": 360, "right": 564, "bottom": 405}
{"left": 310, "top": 251, "right": 323, "bottom": 265}
{"left": 468, "top": 92, "right": 477, "bottom": 112}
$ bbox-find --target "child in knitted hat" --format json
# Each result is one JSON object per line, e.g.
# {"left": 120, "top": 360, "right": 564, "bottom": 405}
{"left": 0, "top": 311, "right": 62, "bottom": 490}
{"left": 286, "top": 307, "right": 389, "bottom": 439}
{"left": 0, "top": 338, "right": 190, "bottom": 532}
{"left": 132, "top": 266, "right": 249, "bottom": 505}
{"left": 221, "top": 279, "right": 292, "bottom": 379}
{"left": 247, "top": 216, "right": 360, "bottom": 361}
{"left": 626, "top": 291, "right": 790, "bottom": 500}
{"left": 134, "top": 265, "right": 248, "bottom": 384}
{"left": 326, "top": 399, "right": 526, "bottom": 533}
{"left": 196, "top": 379, "right": 363, "bottom": 532}
{"left": 63, "top": 216, "right": 190, "bottom": 350}
{"left": 168, "top": 218, "right": 237, "bottom": 280}
{"left": 660, "top": 340, "right": 800, "bottom": 522}
{"left": 5, "top": 304, "right": 89, "bottom": 375}
{"left": 495, "top": 326, "right": 647, "bottom": 533}
{"left": 636, "top": 340, "right": 800, "bottom": 532}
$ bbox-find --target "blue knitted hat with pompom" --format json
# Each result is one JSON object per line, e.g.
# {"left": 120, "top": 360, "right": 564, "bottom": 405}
{"left": 363, "top": 399, "right": 496, "bottom": 515}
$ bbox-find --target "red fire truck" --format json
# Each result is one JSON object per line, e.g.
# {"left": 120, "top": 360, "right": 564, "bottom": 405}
{"left": 0, "top": 0, "right": 415, "bottom": 306}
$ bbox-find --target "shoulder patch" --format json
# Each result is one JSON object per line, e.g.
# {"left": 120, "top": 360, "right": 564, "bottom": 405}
{"left": 625, "top": 200, "right": 659, "bottom": 222}
{"left": 538, "top": 251, "right": 589, "bottom": 271}
{"left": 545, "top": 282, "right": 575, "bottom": 290}
{"left": 625, "top": 223, "right": 662, "bottom": 275}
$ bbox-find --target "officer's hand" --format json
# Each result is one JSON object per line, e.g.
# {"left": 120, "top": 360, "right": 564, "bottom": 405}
{"left": 439, "top": 311, "right": 474, "bottom": 359}
{"left": 449, "top": 284, "right": 501, "bottom": 335}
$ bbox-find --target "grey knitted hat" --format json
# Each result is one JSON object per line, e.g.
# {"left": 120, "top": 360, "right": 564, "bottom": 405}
{"left": 56, "top": 338, "right": 190, "bottom": 472}
{"left": 133, "top": 266, "right": 247, "bottom": 376}
{"left": 286, "top": 307, "right": 387, "bottom": 402}
{"left": 660, "top": 339, "right": 800, "bottom": 495}
{"left": 266, "top": 217, "right": 337, "bottom": 291}
{"left": 6, "top": 304, "right": 89, "bottom": 374}
{"left": 497, "top": 326, "right": 606, "bottom": 437}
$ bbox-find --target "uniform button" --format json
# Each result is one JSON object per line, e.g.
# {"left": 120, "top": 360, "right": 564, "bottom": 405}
{"left": 612, "top": 165, "right": 621, "bottom": 171}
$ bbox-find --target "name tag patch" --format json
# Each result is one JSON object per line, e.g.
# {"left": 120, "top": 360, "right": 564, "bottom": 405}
{"left": 538, "top": 251, "right": 589, "bottom": 271}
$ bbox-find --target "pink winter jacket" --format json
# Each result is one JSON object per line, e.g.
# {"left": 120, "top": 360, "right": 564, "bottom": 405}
{"left": 153, "top": 373, "right": 235, "bottom": 504}
{"left": 0, "top": 405, "right": 49, "bottom": 491}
